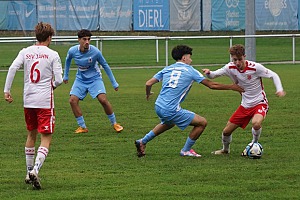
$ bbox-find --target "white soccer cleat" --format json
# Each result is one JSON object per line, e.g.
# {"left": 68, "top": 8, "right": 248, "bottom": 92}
{"left": 212, "top": 149, "right": 230, "bottom": 155}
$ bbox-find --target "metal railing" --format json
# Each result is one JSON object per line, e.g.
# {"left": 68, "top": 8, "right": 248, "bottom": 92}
{"left": 0, "top": 34, "right": 299, "bottom": 65}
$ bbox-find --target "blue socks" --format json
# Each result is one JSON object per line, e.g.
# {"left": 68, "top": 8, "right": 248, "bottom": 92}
{"left": 76, "top": 116, "right": 86, "bottom": 128}
{"left": 107, "top": 113, "right": 116, "bottom": 125}
{"left": 182, "top": 137, "right": 196, "bottom": 152}
{"left": 141, "top": 130, "right": 156, "bottom": 144}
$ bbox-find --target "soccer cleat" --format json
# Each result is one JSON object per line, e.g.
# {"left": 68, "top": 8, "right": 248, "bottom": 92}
{"left": 29, "top": 169, "right": 41, "bottom": 190}
{"left": 113, "top": 123, "right": 123, "bottom": 133}
{"left": 211, "top": 149, "right": 230, "bottom": 155}
{"left": 135, "top": 139, "right": 146, "bottom": 157}
{"left": 180, "top": 149, "right": 202, "bottom": 157}
{"left": 241, "top": 148, "right": 247, "bottom": 156}
{"left": 25, "top": 173, "right": 32, "bottom": 184}
{"left": 75, "top": 127, "right": 88, "bottom": 134}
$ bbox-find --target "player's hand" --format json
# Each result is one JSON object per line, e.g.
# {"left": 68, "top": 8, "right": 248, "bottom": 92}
{"left": 63, "top": 80, "right": 68, "bottom": 84}
{"left": 276, "top": 91, "right": 286, "bottom": 97}
{"left": 4, "top": 92, "right": 13, "bottom": 103}
{"left": 146, "top": 91, "right": 154, "bottom": 101}
{"left": 114, "top": 87, "right": 119, "bottom": 91}
{"left": 231, "top": 84, "right": 244, "bottom": 93}
{"left": 202, "top": 68, "right": 210, "bottom": 74}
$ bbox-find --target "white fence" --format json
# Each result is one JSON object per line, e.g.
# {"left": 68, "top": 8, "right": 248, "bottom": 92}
{"left": 0, "top": 34, "right": 299, "bottom": 66}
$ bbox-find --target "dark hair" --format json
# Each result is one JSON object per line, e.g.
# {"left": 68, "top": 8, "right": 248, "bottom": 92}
{"left": 78, "top": 29, "right": 92, "bottom": 38}
{"left": 35, "top": 22, "right": 54, "bottom": 42}
{"left": 229, "top": 44, "right": 245, "bottom": 57}
{"left": 171, "top": 45, "right": 193, "bottom": 61}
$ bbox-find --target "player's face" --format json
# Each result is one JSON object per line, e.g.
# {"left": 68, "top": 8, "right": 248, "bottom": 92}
{"left": 79, "top": 36, "right": 91, "bottom": 51}
{"left": 231, "top": 55, "right": 246, "bottom": 70}
{"left": 182, "top": 54, "right": 192, "bottom": 65}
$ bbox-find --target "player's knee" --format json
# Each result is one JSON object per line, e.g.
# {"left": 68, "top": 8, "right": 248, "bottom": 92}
{"left": 252, "top": 122, "right": 261, "bottom": 130}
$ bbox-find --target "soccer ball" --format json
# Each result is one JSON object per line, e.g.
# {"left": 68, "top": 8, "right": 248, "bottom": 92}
{"left": 242, "top": 142, "right": 263, "bottom": 159}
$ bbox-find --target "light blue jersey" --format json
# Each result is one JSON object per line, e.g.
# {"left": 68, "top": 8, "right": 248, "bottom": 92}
{"left": 154, "top": 62, "right": 205, "bottom": 112}
{"left": 63, "top": 45, "right": 118, "bottom": 88}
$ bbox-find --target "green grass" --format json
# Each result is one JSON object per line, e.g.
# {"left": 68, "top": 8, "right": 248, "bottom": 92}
{"left": 0, "top": 63, "right": 299, "bottom": 199}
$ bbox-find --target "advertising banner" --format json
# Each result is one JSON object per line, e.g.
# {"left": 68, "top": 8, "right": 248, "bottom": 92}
{"left": 7, "top": 0, "right": 37, "bottom": 30}
{"left": 99, "top": 0, "right": 132, "bottom": 31}
{"left": 133, "top": 0, "right": 169, "bottom": 31}
{"left": 170, "top": 0, "right": 201, "bottom": 31}
{"left": 211, "top": 0, "right": 245, "bottom": 31}
{"left": 256, "top": 0, "right": 298, "bottom": 30}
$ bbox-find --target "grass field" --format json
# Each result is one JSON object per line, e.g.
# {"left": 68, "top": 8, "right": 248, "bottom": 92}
{"left": 0, "top": 63, "right": 299, "bottom": 199}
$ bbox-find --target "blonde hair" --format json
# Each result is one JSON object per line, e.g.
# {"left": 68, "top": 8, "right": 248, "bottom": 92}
{"left": 35, "top": 22, "right": 54, "bottom": 42}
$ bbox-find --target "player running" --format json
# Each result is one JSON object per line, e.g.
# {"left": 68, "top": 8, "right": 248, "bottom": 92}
{"left": 202, "top": 44, "right": 286, "bottom": 155}
{"left": 134, "top": 44, "right": 244, "bottom": 158}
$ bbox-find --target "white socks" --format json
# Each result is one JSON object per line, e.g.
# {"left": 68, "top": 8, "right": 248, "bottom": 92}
{"left": 25, "top": 147, "right": 35, "bottom": 173}
{"left": 222, "top": 134, "right": 232, "bottom": 152}
{"left": 32, "top": 147, "right": 49, "bottom": 174}
{"left": 251, "top": 127, "right": 262, "bottom": 143}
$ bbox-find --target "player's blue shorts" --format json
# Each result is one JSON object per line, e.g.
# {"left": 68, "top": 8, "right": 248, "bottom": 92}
{"left": 70, "top": 78, "right": 106, "bottom": 100}
{"left": 155, "top": 105, "right": 195, "bottom": 130}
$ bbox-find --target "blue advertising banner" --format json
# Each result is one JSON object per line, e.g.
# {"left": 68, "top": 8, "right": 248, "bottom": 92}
{"left": 59, "top": 0, "right": 99, "bottom": 31}
{"left": 256, "top": 0, "right": 298, "bottom": 30}
{"left": 211, "top": 0, "right": 245, "bottom": 31}
{"left": 7, "top": 0, "right": 37, "bottom": 30}
{"left": 133, "top": 0, "right": 169, "bottom": 31}
{"left": 0, "top": 1, "right": 9, "bottom": 30}
{"left": 99, "top": 0, "right": 132, "bottom": 31}
{"left": 37, "top": 0, "right": 55, "bottom": 28}
{"left": 170, "top": 0, "right": 201, "bottom": 31}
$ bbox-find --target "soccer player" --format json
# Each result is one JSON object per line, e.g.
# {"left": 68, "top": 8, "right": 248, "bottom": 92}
{"left": 134, "top": 45, "right": 244, "bottom": 158}
{"left": 202, "top": 44, "right": 286, "bottom": 155}
{"left": 4, "top": 22, "right": 63, "bottom": 189}
{"left": 63, "top": 29, "right": 123, "bottom": 134}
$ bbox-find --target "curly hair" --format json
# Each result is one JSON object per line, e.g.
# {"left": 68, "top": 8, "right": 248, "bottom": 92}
{"left": 35, "top": 22, "right": 54, "bottom": 42}
{"left": 229, "top": 44, "right": 245, "bottom": 57}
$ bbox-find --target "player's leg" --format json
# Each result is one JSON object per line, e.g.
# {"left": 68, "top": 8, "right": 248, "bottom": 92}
{"left": 24, "top": 108, "right": 38, "bottom": 184}
{"left": 217, "top": 122, "right": 240, "bottom": 154}
{"left": 180, "top": 113, "right": 206, "bottom": 157}
{"left": 25, "top": 129, "right": 38, "bottom": 184}
{"left": 135, "top": 123, "right": 174, "bottom": 157}
{"left": 90, "top": 79, "right": 123, "bottom": 132}
{"left": 96, "top": 93, "right": 123, "bottom": 132}
{"left": 29, "top": 108, "right": 54, "bottom": 190}
{"left": 70, "top": 80, "right": 88, "bottom": 133}
{"left": 213, "top": 105, "right": 250, "bottom": 155}
{"left": 251, "top": 104, "right": 267, "bottom": 143}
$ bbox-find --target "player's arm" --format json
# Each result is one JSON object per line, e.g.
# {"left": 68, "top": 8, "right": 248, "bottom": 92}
{"left": 52, "top": 54, "right": 63, "bottom": 89}
{"left": 98, "top": 52, "right": 119, "bottom": 90}
{"left": 201, "top": 79, "right": 244, "bottom": 93}
{"left": 256, "top": 65, "right": 286, "bottom": 97}
{"left": 63, "top": 50, "right": 72, "bottom": 83}
{"left": 4, "top": 50, "right": 24, "bottom": 103}
{"left": 202, "top": 66, "right": 227, "bottom": 79}
{"left": 145, "top": 77, "right": 159, "bottom": 100}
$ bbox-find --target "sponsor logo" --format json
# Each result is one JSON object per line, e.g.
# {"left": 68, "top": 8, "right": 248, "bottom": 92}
{"left": 25, "top": 8, "right": 34, "bottom": 18}
{"left": 226, "top": 0, "right": 239, "bottom": 8}
{"left": 265, "top": 0, "right": 287, "bottom": 17}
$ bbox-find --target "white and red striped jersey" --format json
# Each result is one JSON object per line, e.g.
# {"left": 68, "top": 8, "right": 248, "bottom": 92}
{"left": 206, "top": 60, "right": 284, "bottom": 108}
{"left": 4, "top": 45, "right": 63, "bottom": 108}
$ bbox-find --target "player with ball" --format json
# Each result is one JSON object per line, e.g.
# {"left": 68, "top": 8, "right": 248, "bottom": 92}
{"left": 202, "top": 44, "right": 286, "bottom": 158}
